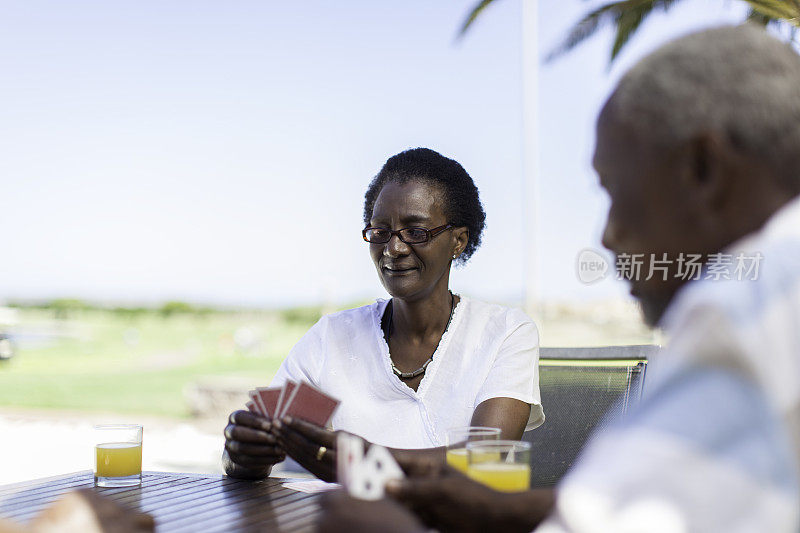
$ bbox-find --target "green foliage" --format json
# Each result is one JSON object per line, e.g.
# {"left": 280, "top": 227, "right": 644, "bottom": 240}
{"left": 110, "top": 306, "right": 150, "bottom": 319}
{"left": 458, "top": 0, "right": 497, "bottom": 37}
{"left": 6, "top": 300, "right": 218, "bottom": 320}
{"left": 0, "top": 309, "right": 315, "bottom": 417}
{"left": 545, "top": 0, "right": 682, "bottom": 64}
{"left": 44, "top": 299, "right": 92, "bottom": 319}
{"left": 280, "top": 305, "right": 323, "bottom": 326}
{"left": 158, "top": 301, "right": 196, "bottom": 317}
{"left": 461, "top": 0, "right": 800, "bottom": 65}
{"left": 745, "top": 0, "right": 800, "bottom": 21}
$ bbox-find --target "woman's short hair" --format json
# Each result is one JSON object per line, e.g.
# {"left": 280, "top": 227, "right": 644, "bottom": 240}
{"left": 363, "top": 148, "right": 486, "bottom": 264}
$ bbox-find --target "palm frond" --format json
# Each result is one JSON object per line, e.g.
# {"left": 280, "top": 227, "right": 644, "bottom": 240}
{"left": 545, "top": 0, "right": 683, "bottom": 64}
{"left": 610, "top": 5, "right": 650, "bottom": 61}
{"left": 745, "top": 0, "right": 800, "bottom": 23}
{"left": 746, "top": 7, "right": 775, "bottom": 26}
{"left": 458, "top": 0, "right": 501, "bottom": 38}
{"left": 458, "top": 0, "right": 800, "bottom": 65}
{"left": 544, "top": 1, "right": 632, "bottom": 61}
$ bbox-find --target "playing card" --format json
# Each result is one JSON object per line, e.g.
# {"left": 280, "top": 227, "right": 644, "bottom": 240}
{"left": 281, "top": 381, "right": 340, "bottom": 426}
{"left": 348, "top": 462, "right": 384, "bottom": 501}
{"left": 347, "top": 445, "right": 404, "bottom": 501}
{"left": 363, "top": 445, "right": 404, "bottom": 482}
{"left": 247, "top": 390, "right": 266, "bottom": 416}
{"left": 337, "top": 432, "right": 365, "bottom": 488}
{"left": 245, "top": 400, "right": 259, "bottom": 414}
{"left": 274, "top": 380, "right": 297, "bottom": 418}
{"left": 255, "top": 387, "right": 282, "bottom": 418}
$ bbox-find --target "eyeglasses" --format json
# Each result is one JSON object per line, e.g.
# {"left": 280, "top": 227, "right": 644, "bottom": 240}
{"left": 362, "top": 224, "right": 453, "bottom": 244}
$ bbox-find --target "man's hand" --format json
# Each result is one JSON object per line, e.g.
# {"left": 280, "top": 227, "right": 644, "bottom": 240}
{"left": 32, "top": 489, "right": 155, "bottom": 532}
{"left": 223, "top": 410, "right": 285, "bottom": 479}
{"left": 317, "top": 490, "right": 426, "bottom": 533}
{"left": 387, "top": 468, "right": 555, "bottom": 533}
{"left": 272, "top": 416, "right": 340, "bottom": 481}
{"left": 392, "top": 449, "right": 446, "bottom": 478}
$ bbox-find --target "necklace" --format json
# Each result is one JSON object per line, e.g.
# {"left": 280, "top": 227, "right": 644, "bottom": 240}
{"left": 386, "top": 291, "right": 455, "bottom": 380}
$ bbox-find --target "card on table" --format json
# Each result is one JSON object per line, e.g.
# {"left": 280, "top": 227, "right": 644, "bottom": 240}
{"left": 280, "top": 381, "right": 340, "bottom": 427}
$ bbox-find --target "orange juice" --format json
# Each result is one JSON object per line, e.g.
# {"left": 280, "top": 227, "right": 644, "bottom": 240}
{"left": 467, "top": 463, "right": 530, "bottom": 492}
{"left": 95, "top": 442, "right": 142, "bottom": 477}
{"left": 446, "top": 448, "right": 469, "bottom": 473}
{"left": 449, "top": 448, "right": 503, "bottom": 473}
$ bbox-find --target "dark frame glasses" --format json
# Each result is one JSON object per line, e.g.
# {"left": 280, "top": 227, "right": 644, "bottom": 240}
{"left": 362, "top": 224, "right": 453, "bottom": 244}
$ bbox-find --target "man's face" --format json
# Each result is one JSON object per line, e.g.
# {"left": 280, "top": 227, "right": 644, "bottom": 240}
{"left": 594, "top": 108, "right": 707, "bottom": 326}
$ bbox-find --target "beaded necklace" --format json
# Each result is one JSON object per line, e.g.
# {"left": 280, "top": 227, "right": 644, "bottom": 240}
{"left": 386, "top": 291, "right": 455, "bottom": 380}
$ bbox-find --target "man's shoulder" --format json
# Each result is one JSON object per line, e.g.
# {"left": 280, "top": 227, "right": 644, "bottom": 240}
{"left": 665, "top": 239, "right": 800, "bottom": 332}
{"left": 657, "top": 234, "right": 800, "bottom": 413}
{"left": 670, "top": 195, "right": 800, "bottom": 326}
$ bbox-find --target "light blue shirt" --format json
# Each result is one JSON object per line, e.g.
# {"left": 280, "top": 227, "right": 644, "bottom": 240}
{"left": 539, "top": 195, "right": 800, "bottom": 533}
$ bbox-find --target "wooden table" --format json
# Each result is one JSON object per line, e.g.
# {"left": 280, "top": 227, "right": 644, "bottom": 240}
{"left": 0, "top": 471, "right": 321, "bottom": 532}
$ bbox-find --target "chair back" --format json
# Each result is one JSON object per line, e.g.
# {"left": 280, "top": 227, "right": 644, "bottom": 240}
{"left": 524, "top": 345, "right": 659, "bottom": 487}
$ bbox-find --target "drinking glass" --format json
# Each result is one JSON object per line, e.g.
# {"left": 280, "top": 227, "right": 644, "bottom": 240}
{"left": 445, "top": 426, "right": 501, "bottom": 473}
{"left": 466, "top": 440, "right": 531, "bottom": 492}
{"left": 94, "top": 424, "right": 143, "bottom": 487}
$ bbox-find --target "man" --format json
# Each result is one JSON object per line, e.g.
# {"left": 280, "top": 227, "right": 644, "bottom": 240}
{"left": 319, "top": 24, "right": 800, "bottom": 532}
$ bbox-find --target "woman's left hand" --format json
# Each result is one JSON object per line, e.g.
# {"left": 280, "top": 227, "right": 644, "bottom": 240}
{"left": 272, "top": 416, "right": 348, "bottom": 482}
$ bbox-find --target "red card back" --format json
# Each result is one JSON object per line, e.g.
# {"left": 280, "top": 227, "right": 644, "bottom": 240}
{"left": 256, "top": 387, "right": 282, "bottom": 418}
{"left": 282, "top": 381, "right": 340, "bottom": 427}
{"left": 275, "top": 380, "right": 297, "bottom": 418}
{"left": 248, "top": 391, "right": 266, "bottom": 416}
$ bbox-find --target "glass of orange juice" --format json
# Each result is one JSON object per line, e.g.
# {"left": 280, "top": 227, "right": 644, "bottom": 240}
{"left": 466, "top": 440, "right": 530, "bottom": 492}
{"left": 445, "top": 427, "right": 500, "bottom": 473}
{"left": 94, "top": 424, "right": 143, "bottom": 487}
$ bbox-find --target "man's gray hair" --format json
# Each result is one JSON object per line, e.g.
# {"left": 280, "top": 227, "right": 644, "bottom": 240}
{"left": 607, "top": 24, "right": 800, "bottom": 193}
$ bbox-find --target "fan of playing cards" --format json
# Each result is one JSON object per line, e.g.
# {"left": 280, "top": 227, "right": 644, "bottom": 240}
{"left": 245, "top": 379, "right": 405, "bottom": 500}
{"left": 247, "top": 380, "right": 340, "bottom": 426}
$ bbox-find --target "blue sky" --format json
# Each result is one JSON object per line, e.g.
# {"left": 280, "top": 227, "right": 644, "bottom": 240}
{"left": 0, "top": 0, "right": 750, "bottom": 307}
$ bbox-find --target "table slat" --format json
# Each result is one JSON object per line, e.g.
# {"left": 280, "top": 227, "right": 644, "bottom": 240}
{"left": 0, "top": 472, "right": 320, "bottom": 532}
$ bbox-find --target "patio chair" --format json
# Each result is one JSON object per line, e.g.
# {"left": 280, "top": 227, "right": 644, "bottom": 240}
{"left": 524, "top": 345, "right": 659, "bottom": 488}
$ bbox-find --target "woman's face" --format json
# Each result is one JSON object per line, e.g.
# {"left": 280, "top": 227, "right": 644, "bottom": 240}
{"left": 367, "top": 179, "right": 467, "bottom": 302}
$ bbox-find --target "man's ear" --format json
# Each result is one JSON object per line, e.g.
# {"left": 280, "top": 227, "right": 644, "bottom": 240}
{"left": 684, "top": 131, "right": 732, "bottom": 211}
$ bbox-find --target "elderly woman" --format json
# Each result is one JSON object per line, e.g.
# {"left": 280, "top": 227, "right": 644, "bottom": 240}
{"left": 223, "top": 148, "right": 542, "bottom": 480}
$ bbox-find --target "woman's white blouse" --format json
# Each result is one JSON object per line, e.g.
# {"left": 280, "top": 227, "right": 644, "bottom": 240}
{"left": 270, "top": 296, "right": 543, "bottom": 449}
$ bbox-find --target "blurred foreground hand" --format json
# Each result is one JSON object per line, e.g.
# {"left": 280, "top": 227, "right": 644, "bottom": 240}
{"left": 387, "top": 465, "right": 554, "bottom": 533}
{"left": 318, "top": 490, "right": 426, "bottom": 533}
{"left": 0, "top": 489, "right": 154, "bottom": 533}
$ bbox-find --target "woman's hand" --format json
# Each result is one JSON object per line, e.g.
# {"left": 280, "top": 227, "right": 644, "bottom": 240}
{"left": 223, "top": 410, "right": 285, "bottom": 479}
{"left": 272, "top": 416, "right": 346, "bottom": 482}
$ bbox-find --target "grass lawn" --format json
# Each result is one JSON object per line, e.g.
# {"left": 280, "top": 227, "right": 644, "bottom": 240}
{"left": 0, "top": 309, "right": 317, "bottom": 418}
{"left": 0, "top": 300, "right": 659, "bottom": 418}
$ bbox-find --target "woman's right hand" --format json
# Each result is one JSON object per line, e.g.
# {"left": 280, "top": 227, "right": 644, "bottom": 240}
{"left": 223, "top": 410, "right": 286, "bottom": 479}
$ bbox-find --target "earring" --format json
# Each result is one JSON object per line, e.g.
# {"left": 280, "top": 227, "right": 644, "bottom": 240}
{"left": 452, "top": 254, "right": 458, "bottom": 259}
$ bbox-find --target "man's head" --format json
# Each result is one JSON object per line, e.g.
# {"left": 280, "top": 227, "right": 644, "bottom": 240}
{"left": 596, "top": 24, "right": 800, "bottom": 326}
